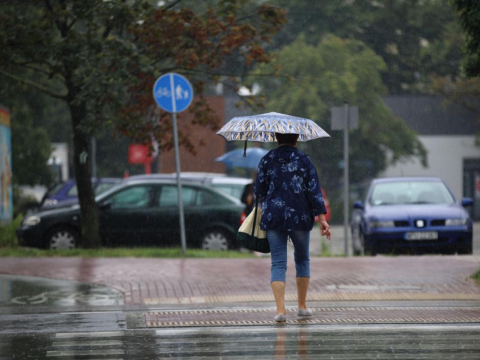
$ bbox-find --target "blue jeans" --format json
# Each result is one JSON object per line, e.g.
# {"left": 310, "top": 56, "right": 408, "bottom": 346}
{"left": 267, "top": 230, "right": 310, "bottom": 283}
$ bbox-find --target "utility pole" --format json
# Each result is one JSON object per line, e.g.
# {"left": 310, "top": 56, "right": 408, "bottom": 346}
{"left": 331, "top": 103, "right": 359, "bottom": 256}
{"left": 343, "top": 103, "right": 350, "bottom": 256}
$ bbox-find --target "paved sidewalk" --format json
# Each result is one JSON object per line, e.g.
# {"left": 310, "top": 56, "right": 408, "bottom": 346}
{"left": 0, "top": 256, "right": 479, "bottom": 305}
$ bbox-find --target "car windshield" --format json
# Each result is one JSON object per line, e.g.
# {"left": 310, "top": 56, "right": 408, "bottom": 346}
{"left": 94, "top": 182, "right": 118, "bottom": 195}
{"left": 67, "top": 182, "right": 118, "bottom": 197}
{"left": 369, "top": 181, "right": 455, "bottom": 206}
{"left": 48, "top": 183, "right": 66, "bottom": 196}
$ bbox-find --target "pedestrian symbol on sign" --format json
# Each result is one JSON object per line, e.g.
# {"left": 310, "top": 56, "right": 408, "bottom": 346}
{"left": 175, "top": 85, "right": 189, "bottom": 100}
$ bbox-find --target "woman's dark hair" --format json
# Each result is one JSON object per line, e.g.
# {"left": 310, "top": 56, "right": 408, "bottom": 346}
{"left": 275, "top": 133, "right": 299, "bottom": 146}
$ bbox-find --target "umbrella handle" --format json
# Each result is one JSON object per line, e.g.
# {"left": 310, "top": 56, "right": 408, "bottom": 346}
{"left": 243, "top": 139, "right": 247, "bottom": 157}
{"left": 251, "top": 195, "right": 259, "bottom": 239}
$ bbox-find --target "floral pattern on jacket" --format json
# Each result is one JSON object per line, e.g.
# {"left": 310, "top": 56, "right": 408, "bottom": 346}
{"left": 254, "top": 145, "right": 327, "bottom": 231}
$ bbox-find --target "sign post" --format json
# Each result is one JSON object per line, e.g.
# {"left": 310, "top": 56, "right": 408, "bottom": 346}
{"left": 331, "top": 103, "right": 359, "bottom": 256}
{"left": 153, "top": 73, "right": 193, "bottom": 255}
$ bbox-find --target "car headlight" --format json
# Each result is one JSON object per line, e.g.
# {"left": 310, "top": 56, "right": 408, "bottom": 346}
{"left": 43, "top": 199, "right": 58, "bottom": 206}
{"left": 369, "top": 220, "right": 395, "bottom": 228}
{"left": 445, "top": 218, "right": 468, "bottom": 226}
{"left": 23, "top": 216, "right": 41, "bottom": 226}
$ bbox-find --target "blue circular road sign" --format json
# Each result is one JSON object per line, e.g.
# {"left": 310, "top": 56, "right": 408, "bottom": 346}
{"left": 153, "top": 73, "right": 194, "bottom": 113}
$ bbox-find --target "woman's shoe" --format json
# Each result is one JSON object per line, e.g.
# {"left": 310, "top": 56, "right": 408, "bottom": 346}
{"left": 297, "top": 308, "right": 312, "bottom": 317}
{"left": 274, "top": 314, "right": 286, "bottom": 322}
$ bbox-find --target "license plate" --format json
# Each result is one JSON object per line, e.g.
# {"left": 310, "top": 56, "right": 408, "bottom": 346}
{"left": 405, "top": 231, "right": 438, "bottom": 240}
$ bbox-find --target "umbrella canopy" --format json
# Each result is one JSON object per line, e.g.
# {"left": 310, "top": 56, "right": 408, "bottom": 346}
{"left": 215, "top": 148, "right": 269, "bottom": 169}
{"left": 216, "top": 112, "right": 330, "bottom": 143}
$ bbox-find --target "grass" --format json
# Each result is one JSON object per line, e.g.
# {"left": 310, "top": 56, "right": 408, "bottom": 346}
{"left": 0, "top": 215, "right": 22, "bottom": 247}
{"left": 0, "top": 247, "right": 256, "bottom": 258}
{"left": 315, "top": 239, "right": 345, "bottom": 257}
{"left": 472, "top": 269, "right": 480, "bottom": 285}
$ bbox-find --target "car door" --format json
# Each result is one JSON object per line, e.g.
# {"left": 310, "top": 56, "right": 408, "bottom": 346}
{"left": 154, "top": 184, "right": 198, "bottom": 246}
{"left": 98, "top": 184, "right": 156, "bottom": 246}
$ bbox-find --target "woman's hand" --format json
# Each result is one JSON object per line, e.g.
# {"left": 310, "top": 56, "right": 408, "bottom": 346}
{"left": 318, "top": 214, "right": 331, "bottom": 240}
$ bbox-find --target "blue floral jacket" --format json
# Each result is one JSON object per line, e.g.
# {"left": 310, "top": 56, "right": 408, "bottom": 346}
{"left": 254, "top": 145, "right": 327, "bottom": 231}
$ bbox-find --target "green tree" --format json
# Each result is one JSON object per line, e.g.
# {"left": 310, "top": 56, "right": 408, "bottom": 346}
{"left": 0, "top": 0, "right": 286, "bottom": 248}
{"left": 253, "top": 35, "right": 427, "bottom": 189}
{"left": 270, "top": 0, "right": 462, "bottom": 94}
{"left": 434, "top": 77, "right": 480, "bottom": 126}
{"left": 450, "top": 0, "right": 480, "bottom": 77}
{"left": 0, "top": 80, "right": 54, "bottom": 187}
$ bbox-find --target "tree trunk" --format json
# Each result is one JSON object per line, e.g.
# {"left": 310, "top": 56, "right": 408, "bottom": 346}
{"left": 70, "top": 104, "right": 101, "bottom": 248}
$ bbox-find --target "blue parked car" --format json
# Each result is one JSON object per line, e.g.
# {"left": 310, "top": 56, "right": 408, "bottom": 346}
{"left": 351, "top": 177, "right": 473, "bottom": 255}
{"left": 41, "top": 178, "right": 121, "bottom": 208}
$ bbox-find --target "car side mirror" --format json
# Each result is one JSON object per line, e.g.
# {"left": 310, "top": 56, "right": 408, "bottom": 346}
{"left": 461, "top": 198, "right": 473, "bottom": 207}
{"left": 98, "top": 201, "right": 111, "bottom": 211}
{"left": 353, "top": 200, "right": 364, "bottom": 209}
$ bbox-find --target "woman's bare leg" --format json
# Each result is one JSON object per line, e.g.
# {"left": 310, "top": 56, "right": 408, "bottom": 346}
{"left": 271, "top": 281, "right": 286, "bottom": 315}
{"left": 296, "top": 277, "right": 310, "bottom": 310}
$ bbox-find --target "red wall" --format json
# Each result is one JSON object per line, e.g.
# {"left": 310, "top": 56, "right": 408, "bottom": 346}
{"left": 158, "top": 96, "right": 226, "bottom": 174}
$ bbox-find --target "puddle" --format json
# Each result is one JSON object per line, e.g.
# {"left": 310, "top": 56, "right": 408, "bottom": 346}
{"left": 0, "top": 274, "right": 124, "bottom": 307}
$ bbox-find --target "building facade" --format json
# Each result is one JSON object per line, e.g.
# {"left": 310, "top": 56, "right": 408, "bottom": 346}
{"left": 381, "top": 95, "right": 480, "bottom": 219}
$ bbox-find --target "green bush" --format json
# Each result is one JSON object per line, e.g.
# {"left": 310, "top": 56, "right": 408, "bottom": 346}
{"left": 0, "top": 215, "right": 23, "bottom": 248}
{"left": 473, "top": 269, "right": 480, "bottom": 285}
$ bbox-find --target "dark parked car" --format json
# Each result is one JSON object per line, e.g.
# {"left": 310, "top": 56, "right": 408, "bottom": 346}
{"left": 127, "top": 173, "right": 252, "bottom": 201}
{"left": 18, "top": 178, "right": 244, "bottom": 251}
{"left": 351, "top": 177, "right": 473, "bottom": 255}
{"left": 41, "top": 178, "right": 121, "bottom": 208}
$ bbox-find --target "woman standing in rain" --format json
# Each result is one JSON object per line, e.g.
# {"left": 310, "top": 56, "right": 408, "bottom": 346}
{"left": 254, "top": 132, "right": 331, "bottom": 322}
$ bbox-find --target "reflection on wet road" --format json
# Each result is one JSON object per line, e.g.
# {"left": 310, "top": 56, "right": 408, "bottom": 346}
{"left": 2, "top": 325, "right": 480, "bottom": 359}
{"left": 0, "top": 274, "right": 124, "bottom": 308}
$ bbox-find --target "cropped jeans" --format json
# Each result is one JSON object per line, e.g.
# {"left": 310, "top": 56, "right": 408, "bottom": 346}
{"left": 266, "top": 230, "right": 310, "bottom": 283}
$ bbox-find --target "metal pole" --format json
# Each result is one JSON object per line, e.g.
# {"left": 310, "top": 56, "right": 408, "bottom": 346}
{"left": 343, "top": 103, "right": 350, "bottom": 256}
{"left": 91, "top": 137, "right": 96, "bottom": 178}
{"left": 170, "top": 74, "right": 187, "bottom": 255}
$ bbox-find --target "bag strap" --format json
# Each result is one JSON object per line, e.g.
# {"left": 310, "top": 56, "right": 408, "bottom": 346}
{"left": 251, "top": 195, "right": 260, "bottom": 238}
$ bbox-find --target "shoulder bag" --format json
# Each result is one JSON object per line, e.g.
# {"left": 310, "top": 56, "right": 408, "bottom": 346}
{"left": 236, "top": 197, "right": 270, "bottom": 253}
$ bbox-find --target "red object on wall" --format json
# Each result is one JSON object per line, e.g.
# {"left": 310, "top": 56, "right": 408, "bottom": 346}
{"left": 128, "top": 144, "right": 152, "bottom": 164}
{"left": 128, "top": 144, "right": 153, "bottom": 174}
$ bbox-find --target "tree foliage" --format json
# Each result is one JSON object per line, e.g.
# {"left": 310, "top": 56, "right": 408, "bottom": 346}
{"left": 0, "top": 0, "right": 287, "bottom": 247}
{"left": 450, "top": 0, "right": 480, "bottom": 77}
{"left": 0, "top": 80, "right": 54, "bottom": 187}
{"left": 253, "top": 35, "right": 427, "bottom": 189}
{"left": 270, "top": 0, "right": 462, "bottom": 94}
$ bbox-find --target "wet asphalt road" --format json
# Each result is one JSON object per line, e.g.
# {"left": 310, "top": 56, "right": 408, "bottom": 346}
{"left": 2, "top": 319, "right": 480, "bottom": 359}
{"left": 1, "top": 275, "right": 480, "bottom": 359}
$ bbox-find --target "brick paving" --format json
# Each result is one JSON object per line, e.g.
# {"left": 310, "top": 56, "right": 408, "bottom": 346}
{"left": 0, "top": 256, "right": 479, "bottom": 304}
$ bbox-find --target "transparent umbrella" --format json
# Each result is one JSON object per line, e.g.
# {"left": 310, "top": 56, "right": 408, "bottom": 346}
{"left": 216, "top": 112, "right": 330, "bottom": 155}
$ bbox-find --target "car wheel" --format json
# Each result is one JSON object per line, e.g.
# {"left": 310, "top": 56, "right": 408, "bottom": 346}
{"left": 45, "top": 226, "right": 79, "bottom": 250}
{"left": 457, "top": 243, "right": 473, "bottom": 255}
{"left": 364, "top": 239, "right": 376, "bottom": 256}
{"left": 352, "top": 230, "right": 364, "bottom": 256}
{"left": 201, "top": 229, "right": 233, "bottom": 251}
